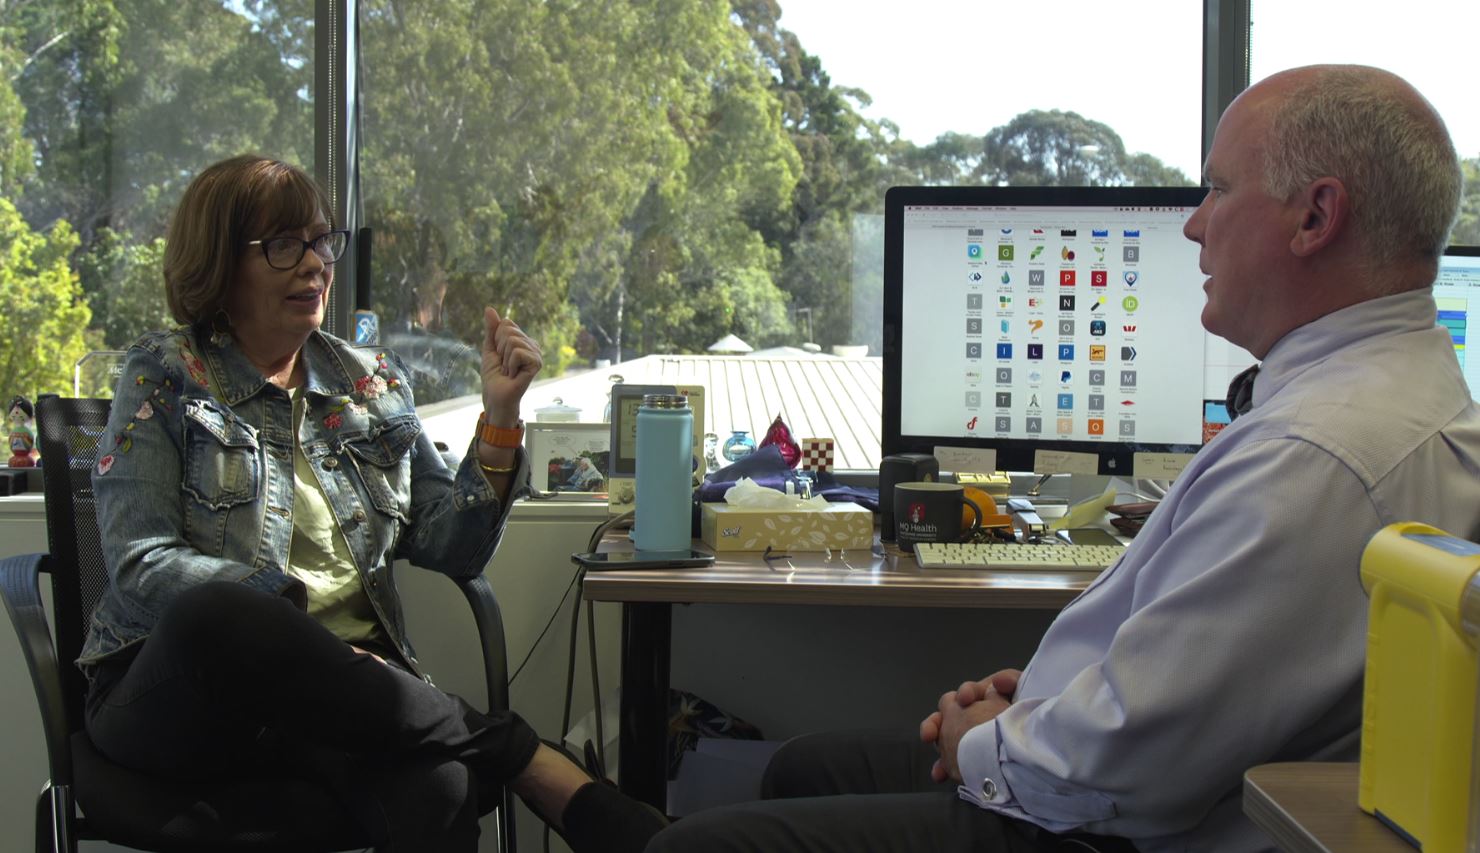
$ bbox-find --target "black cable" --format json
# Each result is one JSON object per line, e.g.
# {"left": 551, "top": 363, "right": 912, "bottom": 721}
{"left": 586, "top": 510, "right": 635, "bottom": 552}
{"left": 571, "top": 511, "right": 631, "bottom": 757}
{"left": 510, "top": 508, "right": 633, "bottom": 688}
{"left": 508, "top": 563, "right": 583, "bottom": 686}
{"left": 560, "top": 563, "right": 585, "bottom": 742}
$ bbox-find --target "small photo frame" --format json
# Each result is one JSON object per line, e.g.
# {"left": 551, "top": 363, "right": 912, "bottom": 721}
{"left": 525, "top": 422, "right": 611, "bottom": 498}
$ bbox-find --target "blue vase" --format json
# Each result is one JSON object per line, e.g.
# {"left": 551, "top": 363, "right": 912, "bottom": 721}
{"left": 721, "top": 430, "right": 757, "bottom": 462}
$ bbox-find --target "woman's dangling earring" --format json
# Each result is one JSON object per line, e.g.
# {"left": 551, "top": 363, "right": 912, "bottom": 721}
{"left": 210, "top": 309, "right": 233, "bottom": 348}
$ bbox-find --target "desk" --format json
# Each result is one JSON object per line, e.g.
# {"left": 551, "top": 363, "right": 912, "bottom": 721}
{"left": 1242, "top": 763, "right": 1410, "bottom": 853}
{"left": 581, "top": 540, "right": 1093, "bottom": 808}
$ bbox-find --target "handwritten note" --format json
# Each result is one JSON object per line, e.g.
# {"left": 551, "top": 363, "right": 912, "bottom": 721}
{"left": 932, "top": 446, "right": 998, "bottom": 475}
{"left": 1033, "top": 450, "right": 1098, "bottom": 476}
{"left": 1133, "top": 452, "right": 1195, "bottom": 480}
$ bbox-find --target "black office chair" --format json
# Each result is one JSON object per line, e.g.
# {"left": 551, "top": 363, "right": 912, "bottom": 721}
{"left": 0, "top": 396, "right": 517, "bottom": 852}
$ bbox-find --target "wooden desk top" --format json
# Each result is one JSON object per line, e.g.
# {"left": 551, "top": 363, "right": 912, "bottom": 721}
{"left": 1243, "top": 763, "right": 1410, "bottom": 853}
{"left": 580, "top": 543, "right": 1093, "bottom": 608}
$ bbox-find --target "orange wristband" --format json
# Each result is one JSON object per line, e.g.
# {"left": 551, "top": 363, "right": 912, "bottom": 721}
{"left": 477, "top": 414, "right": 524, "bottom": 449}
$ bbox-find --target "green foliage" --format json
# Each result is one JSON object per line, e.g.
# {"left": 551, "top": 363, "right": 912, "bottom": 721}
{"left": 360, "top": 0, "right": 800, "bottom": 373}
{"left": 0, "top": 0, "right": 50, "bottom": 197}
{"left": 980, "top": 110, "right": 1129, "bottom": 185}
{"left": 0, "top": 198, "right": 91, "bottom": 397}
{"left": 881, "top": 111, "right": 1193, "bottom": 190}
{"left": 5, "top": 0, "right": 313, "bottom": 404}
{"left": 726, "top": 10, "right": 1192, "bottom": 352}
{"left": 1122, "top": 152, "right": 1195, "bottom": 187}
{"left": 1453, "top": 156, "right": 1480, "bottom": 246}
{"left": 732, "top": 0, "right": 904, "bottom": 349}
{"left": 77, "top": 228, "right": 170, "bottom": 349}
{"left": 361, "top": 0, "right": 693, "bottom": 360}
{"left": 0, "top": 51, "right": 35, "bottom": 196}
{"left": 951, "top": 110, "right": 1190, "bottom": 187}
{"left": 12, "top": 0, "right": 312, "bottom": 243}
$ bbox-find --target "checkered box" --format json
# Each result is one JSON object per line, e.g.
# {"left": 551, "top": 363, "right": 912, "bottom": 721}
{"left": 800, "top": 437, "right": 834, "bottom": 472}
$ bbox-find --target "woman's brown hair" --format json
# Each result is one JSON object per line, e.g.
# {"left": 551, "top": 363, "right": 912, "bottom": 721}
{"left": 163, "top": 155, "right": 334, "bottom": 325}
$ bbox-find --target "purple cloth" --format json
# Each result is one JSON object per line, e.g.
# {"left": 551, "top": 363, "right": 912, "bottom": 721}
{"left": 699, "top": 445, "right": 880, "bottom": 512}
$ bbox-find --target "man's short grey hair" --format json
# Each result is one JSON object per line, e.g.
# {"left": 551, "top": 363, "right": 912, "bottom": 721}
{"left": 1262, "top": 66, "right": 1461, "bottom": 285}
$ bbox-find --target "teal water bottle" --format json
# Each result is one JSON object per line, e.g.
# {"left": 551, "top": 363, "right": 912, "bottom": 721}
{"left": 635, "top": 394, "right": 694, "bottom": 553}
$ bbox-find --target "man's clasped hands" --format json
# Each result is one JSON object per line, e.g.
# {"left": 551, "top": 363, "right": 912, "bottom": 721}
{"left": 921, "top": 668, "right": 1023, "bottom": 783}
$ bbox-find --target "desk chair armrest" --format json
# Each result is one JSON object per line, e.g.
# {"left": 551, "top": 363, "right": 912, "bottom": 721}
{"left": 0, "top": 553, "right": 74, "bottom": 788}
{"left": 454, "top": 573, "right": 511, "bottom": 715}
{"left": 453, "top": 572, "right": 518, "bottom": 852}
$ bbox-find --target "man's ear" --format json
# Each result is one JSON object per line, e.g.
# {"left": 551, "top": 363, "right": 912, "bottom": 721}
{"left": 1289, "top": 177, "right": 1349, "bottom": 257}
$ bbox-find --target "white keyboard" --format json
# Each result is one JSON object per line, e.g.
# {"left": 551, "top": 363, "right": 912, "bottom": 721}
{"left": 913, "top": 541, "right": 1123, "bottom": 572}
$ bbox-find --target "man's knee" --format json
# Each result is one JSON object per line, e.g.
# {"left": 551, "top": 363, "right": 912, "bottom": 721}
{"left": 646, "top": 805, "right": 754, "bottom": 853}
{"left": 761, "top": 732, "right": 840, "bottom": 799}
{"left": 763, "top": 730, "right": 935, "bottom": 800}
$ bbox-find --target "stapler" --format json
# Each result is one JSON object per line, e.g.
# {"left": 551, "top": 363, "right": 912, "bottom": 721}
{"left": 1007, "top": 497, "right": 1046, "bottom": 543}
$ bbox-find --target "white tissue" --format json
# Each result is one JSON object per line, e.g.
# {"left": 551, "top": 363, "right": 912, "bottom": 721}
{"left": 722, "top": 477, "right": 831, "bottom": 511}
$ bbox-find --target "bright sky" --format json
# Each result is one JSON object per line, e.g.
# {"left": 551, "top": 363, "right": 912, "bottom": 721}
{"left": 774, "top": 0, "right": 1480, "bottom": 181}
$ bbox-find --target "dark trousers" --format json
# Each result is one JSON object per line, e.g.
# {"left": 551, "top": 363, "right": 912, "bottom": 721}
{"left": 646, "top": 730, "right": 1138, "bottom": 853}
{"left": 85, "top": 581, "right": 542, "bottom": 851}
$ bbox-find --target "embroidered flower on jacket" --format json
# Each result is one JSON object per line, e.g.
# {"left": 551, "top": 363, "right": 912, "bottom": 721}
{"left": 97, "top": 454, "right": 115, "bottom": 475}
{"left": 374, "top": 354, "right": 401, "bottom": 389}
{"left": 323, "top": 355, "right": 401, "bottom": 432}
{"left": 180, "top": 342, "right": 209, "bottom": 388}
{"left": 355, "top": 374, "right": 389, "bottom": 400}
{"left": 108, "top": 374, "right": 178, "bottom": 457}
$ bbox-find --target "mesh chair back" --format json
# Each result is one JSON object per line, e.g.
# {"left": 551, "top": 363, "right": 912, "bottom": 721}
{"left": 35, "top": 395, "right": 114, "bottom": 733}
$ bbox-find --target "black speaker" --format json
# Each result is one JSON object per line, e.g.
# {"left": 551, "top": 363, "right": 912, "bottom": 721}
{"left": 879, "top": 453, "right": 941, "bottom": 542}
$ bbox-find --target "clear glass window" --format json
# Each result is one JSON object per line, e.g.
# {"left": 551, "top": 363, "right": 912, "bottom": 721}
{"left": 1, "top": 1, "right": 314, "bottom": 397}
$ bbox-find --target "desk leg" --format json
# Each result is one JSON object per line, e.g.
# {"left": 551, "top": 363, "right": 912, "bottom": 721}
{"left": 618, "top": 601, "right": 671, "bottom": 810}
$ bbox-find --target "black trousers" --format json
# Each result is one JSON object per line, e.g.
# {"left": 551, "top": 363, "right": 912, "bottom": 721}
{"left": 645, "top": 730, "right": 1138, "bottom": 853}
{"left": 85, "top": 581, "right": 542, "bottom": 851}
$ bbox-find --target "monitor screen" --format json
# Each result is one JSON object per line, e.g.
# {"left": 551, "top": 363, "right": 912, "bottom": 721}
{"left": 883, "top": 185, "right": 1252, "bottom": 476}
{"left": 1434, "top": 246, "right": 1480, "bottom": 398}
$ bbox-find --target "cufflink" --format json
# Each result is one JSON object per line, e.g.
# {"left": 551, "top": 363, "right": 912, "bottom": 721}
{"left": 982, "top": 777, "right": 998, "bottom": 799}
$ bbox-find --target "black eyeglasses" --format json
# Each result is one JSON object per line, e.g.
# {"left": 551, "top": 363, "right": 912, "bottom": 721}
{"left": 247, "top": 229, "right": 350, "bottom": 270}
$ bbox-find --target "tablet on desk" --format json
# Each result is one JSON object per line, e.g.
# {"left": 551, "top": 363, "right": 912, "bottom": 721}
{"left": 1056, "top": 527, "right": 1123, "bottom": 547}
{"left": 572, "top": 549, "right": 716, "bottom": 571}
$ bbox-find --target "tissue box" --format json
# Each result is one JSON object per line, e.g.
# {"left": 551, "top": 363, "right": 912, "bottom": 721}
{"left": 701, "top": 502, "right": 875, "bottom": 552}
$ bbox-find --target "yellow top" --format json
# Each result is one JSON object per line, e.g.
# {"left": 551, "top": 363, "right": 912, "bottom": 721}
{"left": 288, "top": 388, "right": 388, "bottom": 648}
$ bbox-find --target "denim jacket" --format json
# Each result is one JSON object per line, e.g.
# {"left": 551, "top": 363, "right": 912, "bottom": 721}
{"left": 78, "top": 326, "right": 524, "bottom": 676}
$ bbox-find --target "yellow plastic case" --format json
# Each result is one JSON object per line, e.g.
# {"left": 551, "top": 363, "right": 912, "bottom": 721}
{"left": 1358, "top": 521, "right": 1480, "bottom": 851}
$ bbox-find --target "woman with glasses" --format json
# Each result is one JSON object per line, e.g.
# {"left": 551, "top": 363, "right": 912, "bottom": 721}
{"left": 77, "top": 155, "right": 664, "bottom": 852}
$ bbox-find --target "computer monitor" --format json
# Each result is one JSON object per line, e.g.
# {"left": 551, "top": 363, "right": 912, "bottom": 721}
{"left": 882, "top": 185, "right": 1250, "bottom": 476}
{"left": 1433, "top": 246, "right": 1480, "bottom": 398}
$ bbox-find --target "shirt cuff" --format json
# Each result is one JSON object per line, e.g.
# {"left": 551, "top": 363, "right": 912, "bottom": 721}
{"left": 956, "top": 708, "right": 1118, "bottom": 833}
{"left": 956, "top": 718, "right": 1014, "bottom": 809}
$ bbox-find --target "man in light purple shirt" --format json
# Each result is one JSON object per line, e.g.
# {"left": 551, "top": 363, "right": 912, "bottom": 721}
{"left": 647, "top": 64, "right": 1480, "bottom": 853}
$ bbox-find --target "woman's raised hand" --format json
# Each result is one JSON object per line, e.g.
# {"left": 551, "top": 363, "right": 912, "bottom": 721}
{"left": 480, "top": 306, "right": 543, "bottom": 424}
